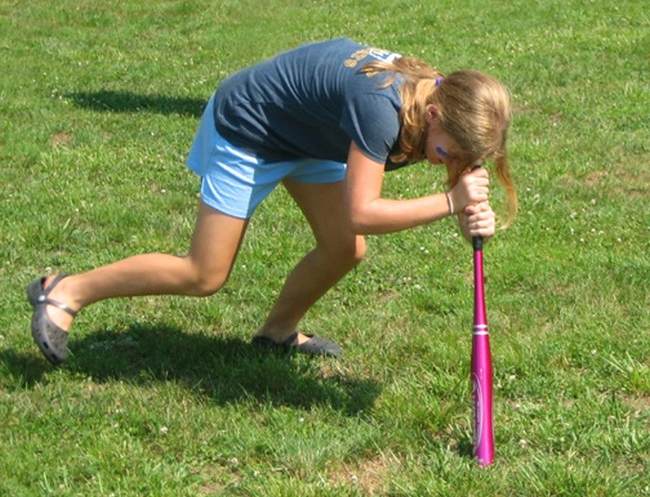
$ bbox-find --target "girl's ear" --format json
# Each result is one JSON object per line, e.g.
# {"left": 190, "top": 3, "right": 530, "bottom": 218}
{"left": 425, "top": 104, "right": 439, "bottom": 124}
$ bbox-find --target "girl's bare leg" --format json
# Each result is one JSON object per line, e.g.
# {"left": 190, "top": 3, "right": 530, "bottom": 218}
{"left": 256, "top": 179, "right": 366, "bottom": 345}
{"left": 41, "top": 201, "right": 248, "bottom": 332}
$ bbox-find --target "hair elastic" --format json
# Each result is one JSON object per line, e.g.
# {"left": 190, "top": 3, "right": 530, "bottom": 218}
{"left": 445, "top": 191, "right": 455, "bottom": 215}
{"left": 435, "top": 77, "right": 444, "bottom": 87}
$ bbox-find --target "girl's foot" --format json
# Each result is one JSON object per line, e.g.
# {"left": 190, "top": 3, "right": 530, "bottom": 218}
{"left": 252, "top": 330, "right": 342, "bottom": 358}
{"left": 26, "top": 273, "right": 81, "bottom": 364}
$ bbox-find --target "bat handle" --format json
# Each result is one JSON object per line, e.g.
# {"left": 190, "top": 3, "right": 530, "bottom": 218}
{"left": 470, "top": 165, "right": 485, "bottom": 254}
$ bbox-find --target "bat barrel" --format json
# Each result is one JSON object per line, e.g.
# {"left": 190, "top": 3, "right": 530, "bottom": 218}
{"left": 472, "top": 334, "right": 494, "bottom": 466}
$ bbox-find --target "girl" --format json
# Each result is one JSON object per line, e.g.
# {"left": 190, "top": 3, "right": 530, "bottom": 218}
{"left": 27, "top": 38, "right": 516, "bottom": 363}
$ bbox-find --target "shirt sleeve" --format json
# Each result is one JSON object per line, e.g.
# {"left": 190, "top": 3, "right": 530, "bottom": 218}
{"left": 339, "top": 92, "right": 401, "bottom": 164}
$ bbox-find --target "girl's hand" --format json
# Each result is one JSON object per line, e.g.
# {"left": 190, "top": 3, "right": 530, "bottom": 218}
{"left": 448, "top": 167, "right": 489, "bottom": 213}
{"left": 458, "top": 201, "right": 496, "bottom": 241}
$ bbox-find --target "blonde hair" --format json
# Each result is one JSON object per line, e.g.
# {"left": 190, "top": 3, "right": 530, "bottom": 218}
{"left": 362, "top": 57, "right": 518, "bottom": 227}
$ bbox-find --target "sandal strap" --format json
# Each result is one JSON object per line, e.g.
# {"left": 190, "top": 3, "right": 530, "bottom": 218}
{"left": 42, "top": 273, "right": 69, "bottom": 295}
{"left": 37, "top": 296, "right": 78, "bottom": 317}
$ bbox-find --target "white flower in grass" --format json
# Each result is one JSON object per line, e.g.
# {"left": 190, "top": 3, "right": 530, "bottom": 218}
{"left": 159, "top": 426, "right": 169, "bottom": 435}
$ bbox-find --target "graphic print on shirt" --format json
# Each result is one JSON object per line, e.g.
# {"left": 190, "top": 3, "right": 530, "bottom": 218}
{"left": 343, "top": 47, "right": 401, "bottom": 69}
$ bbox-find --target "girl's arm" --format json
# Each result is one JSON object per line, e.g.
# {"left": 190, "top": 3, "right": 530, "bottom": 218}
{"left": 345, "top": 141, "right": 488, "bottom": 235}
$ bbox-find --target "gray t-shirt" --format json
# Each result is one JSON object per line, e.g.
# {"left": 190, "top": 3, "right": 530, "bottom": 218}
{"left": 213, "top": 38, "right": 407, "bottom": 169}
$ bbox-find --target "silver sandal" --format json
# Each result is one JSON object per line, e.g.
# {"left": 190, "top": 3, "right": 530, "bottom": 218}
{"left": 26, "top": 273, "right": 77, "bottom": 364}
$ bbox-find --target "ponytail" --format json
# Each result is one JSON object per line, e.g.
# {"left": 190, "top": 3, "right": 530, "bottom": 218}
{"left": 495, "top": 149, "right": 518, "bottom": 229}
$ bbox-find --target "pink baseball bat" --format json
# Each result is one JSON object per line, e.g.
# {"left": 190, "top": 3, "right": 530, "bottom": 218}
{"left": 472, "top": 235, "right": 495, "bottom": 466}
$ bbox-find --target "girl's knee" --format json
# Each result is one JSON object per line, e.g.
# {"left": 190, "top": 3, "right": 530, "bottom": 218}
{"left": 185, "top": 259, "right": 230, "bottom": 297}
{"left": 323, "top": 235, "right": 366, "bottom": 267}
{"left": 192, "top": 275, "right": 227, "bottom": 297}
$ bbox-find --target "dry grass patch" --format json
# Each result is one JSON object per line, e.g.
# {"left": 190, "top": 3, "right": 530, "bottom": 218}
{"left": 622, "top": 395, "right": 649, "bottom": 416}
{"left": 328, "top": 451, "right": 402, "bottom": 495}
{"left": 51, "top": 131, "right": 72, "bottom": 147}
{"left": 584, "top": 170, "right": 608, "bottom": 187}
{"left": 195, "top": 461, "right": 241, "bottom": 496}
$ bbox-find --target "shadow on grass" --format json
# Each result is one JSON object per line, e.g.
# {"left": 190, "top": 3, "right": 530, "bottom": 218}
{"left": 0, "top": 349, "right": 51, "bottom": 388}
{"left": 65, "top": 90, "right": 206, "bottom": 117}
{"left": 456, "top": 437, "right": 474, "bottom": 460}
{"left": 1, "top": 323, "right": 381, "bottom": 416}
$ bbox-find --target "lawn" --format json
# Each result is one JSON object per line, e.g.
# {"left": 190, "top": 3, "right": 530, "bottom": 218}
{"left": 0, "top": 1, "right": 648, "bottom": 496}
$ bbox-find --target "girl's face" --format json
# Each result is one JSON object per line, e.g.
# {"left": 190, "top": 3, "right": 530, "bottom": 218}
{"left": 423, "top": 105, "right": 464, "bottom": 167}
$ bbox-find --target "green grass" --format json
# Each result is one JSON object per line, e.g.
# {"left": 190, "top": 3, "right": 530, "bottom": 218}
{"left": 1, "top": 0, "right": 648, "bottom": 495}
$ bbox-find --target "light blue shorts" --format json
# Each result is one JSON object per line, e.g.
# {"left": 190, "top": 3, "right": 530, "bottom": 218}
{"left": 186, "top": 93, "right": 347, "bottom": 219}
